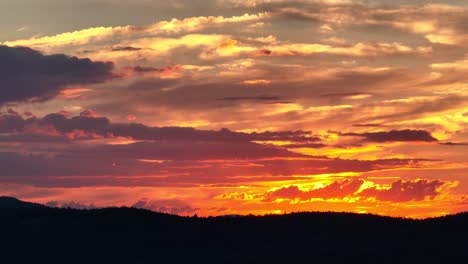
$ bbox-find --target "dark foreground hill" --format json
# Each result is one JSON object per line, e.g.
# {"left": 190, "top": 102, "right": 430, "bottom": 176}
{"left": 0, "top": 197, "right": 467, "bottom": 264}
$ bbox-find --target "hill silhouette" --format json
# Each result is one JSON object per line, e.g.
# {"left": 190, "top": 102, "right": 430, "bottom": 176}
{"left": 0, "top": 196, "right": 46, "bottom": 208}
{"left": 0, "top": 197, "right": 466, "bottom": 263}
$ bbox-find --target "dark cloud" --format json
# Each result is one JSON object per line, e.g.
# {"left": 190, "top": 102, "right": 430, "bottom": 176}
{"left": 131, "top": 65, "right": 181, "bottom": 73}
{"left": 132, "top": 66, "right": 166, "bottom": 72}
{"left": 360, "top": 179, "right": 445, "bottom": 202}
{"left": 343, "top": 129, "right": 438, "bottom": 142}
{"left": 0, "top": 133, "right": 73, "bottom": 143}
{"left": 7, "top": 109, "right": 19, "bottom": 115}
{"left": 439, "top": 142, "right": 468, "bottom": 146}
{"left": 0, "top": 112, "right": 27, "bottom": 133}
{"left": 252, "top": 49, "right": 272, "bottom": 56}
{"left": 111, "top": 46, "right": 142, "bottom": 52}
{"left": 0, "top": 111, "right": 320, "bottom": 143}
{"left": 0, "top": 45, "right": 114, "bottom": 104}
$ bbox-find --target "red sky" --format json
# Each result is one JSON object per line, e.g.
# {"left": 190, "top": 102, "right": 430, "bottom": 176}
{"left": 0, "top": 0, "right": 467, "bottom": 218}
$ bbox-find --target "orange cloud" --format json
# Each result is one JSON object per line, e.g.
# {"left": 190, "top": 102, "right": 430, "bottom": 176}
{"left": 127, "top": 115, "right": 137, "bottom": 121}
{"left": 223, "top": 178, "right": 455, "bottom": 203}
{"left": 242, "top": 79, "right": 272, "bottom": 85}
{"left": 60, "top": 88, "right": 92, "bottom": 99}
{"left": 2, "top": 13, "right": 268, "bottom": 52}
{"left": 264, "top": 179, "right": 365, "bottom": 201}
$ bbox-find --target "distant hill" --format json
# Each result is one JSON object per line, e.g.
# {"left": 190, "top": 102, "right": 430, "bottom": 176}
{"left": 0, "top": 196, "right": 45, "bottom": 208}
{"left": 0, "top": 197, "right": 466, "bottom": 264}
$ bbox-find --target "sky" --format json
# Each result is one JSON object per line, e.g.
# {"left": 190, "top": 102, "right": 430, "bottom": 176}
{"left": 0, "top": 0, "right": 467, "bottom": 218}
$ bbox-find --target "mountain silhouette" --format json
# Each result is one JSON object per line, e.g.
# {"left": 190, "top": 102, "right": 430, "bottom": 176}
{"left": 0, "top": 197, "right": 466, "bottom": 263}
{"left": 0, "top": 196, "right": 45, "bottom": 208}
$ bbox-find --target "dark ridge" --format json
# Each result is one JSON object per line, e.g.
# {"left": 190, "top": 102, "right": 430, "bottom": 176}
{"left": 0, "top": 196, "right": 45, "bottom": 208}
{"left": 0, "top": 197, "right": 466, "bottom": 263}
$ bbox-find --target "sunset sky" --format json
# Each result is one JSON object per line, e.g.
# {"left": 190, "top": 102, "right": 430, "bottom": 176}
{"left": 1, "top": 0, "right": 467, "bottom": 218}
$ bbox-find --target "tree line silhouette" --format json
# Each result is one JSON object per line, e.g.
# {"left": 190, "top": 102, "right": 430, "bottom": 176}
{"left": 0, "top": 197, "right": 466, "bottom": 263}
